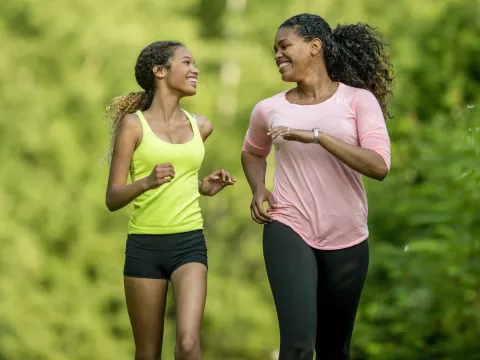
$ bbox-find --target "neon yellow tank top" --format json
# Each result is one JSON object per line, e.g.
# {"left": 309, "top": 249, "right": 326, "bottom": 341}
{"left": 127, "top": 109, "right": 205, "bottom": 234}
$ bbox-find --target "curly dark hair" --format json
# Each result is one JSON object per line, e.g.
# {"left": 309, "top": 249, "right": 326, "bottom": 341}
{"left": 103, "top": 41, "right": 184, "bottom": 161}
{"left": 280, "top": 14, "right": 394, "bottom": 118}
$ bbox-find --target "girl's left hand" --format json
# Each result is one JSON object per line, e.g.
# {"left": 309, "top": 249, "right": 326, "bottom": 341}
{"left": 267, "top": 126, "right": 314, "bottom": 144}
{"left": 199, "top": 169, "right": 236, "bottom": 196}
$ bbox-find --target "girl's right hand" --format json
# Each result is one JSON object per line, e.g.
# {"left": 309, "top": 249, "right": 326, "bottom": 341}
{"left": 250, "top": 186, "right": 277, "bottom": 224}
{"left": 147, "top": 163, "right": 175, "bottom": 189}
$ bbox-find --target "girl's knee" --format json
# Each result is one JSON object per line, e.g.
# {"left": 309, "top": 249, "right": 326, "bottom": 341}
{"left": 175, "top": 336, "right": 200, "bottom": 359}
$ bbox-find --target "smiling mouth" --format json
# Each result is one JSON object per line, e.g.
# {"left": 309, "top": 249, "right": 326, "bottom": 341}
{"left": 278, "top": 62, "right": 292, "bottom": 73}
{"left": 187, "top": 77, "right": 197, "bottom": 84}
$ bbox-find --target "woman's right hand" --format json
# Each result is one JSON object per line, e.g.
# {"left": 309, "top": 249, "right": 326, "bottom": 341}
{"left": 250, "top": 186, "right": 277, "bottom": 224}
{"left": 146, "top": 163, "right": 175, "bottom": 189}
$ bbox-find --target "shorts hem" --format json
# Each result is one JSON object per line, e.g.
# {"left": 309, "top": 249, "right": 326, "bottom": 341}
{"left": 123, "top": 272, "right": 168, "bottom": 280}
{"left": 173, "top": 260, "right": 208, "bottom": 274}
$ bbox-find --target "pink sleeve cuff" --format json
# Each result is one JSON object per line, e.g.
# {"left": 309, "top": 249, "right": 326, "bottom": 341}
{"left": 372, "top": 148, "right": 391, "bottom": 170}
{"left": 242, "top": 135, "right": 270, "bottom": 158}
{"left": 360, "top": 129, "right": 391, "bottom": 170}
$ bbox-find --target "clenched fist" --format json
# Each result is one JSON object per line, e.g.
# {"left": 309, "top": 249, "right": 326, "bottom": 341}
{"left": 147, "top": 163, "right": 175, "bottom": 189}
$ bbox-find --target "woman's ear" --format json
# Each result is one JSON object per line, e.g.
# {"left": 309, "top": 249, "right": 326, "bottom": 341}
{"left": 153, "top": 65, "right": 166, "bottom": 79}
{"left": 310, "top": 38, "right": 322, "bottom": 56}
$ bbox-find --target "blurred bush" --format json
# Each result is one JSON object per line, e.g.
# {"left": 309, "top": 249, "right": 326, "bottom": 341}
{"left": 0, "top": 0, "right": 478, "bottom": 358}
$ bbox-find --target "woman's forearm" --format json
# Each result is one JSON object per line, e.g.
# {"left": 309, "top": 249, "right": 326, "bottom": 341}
{"left": 241, "top": 152, "right": 268, "bottom": 193}
{"left": 106, "top": 177, "right": 150, "bottom": 212}
{"left": 318, "top": 132, "right": 388, "bottom": 181}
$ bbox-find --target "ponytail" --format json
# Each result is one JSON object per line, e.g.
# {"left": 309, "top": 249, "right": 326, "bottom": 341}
{"left": 102, "top": 88, "right": 154, "bottom": 162}
{"left": 327, "top": 23, "right": 394, "bottom": 118}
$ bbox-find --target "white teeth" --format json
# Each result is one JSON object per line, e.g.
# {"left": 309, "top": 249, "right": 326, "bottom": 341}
{"left": 279, "top": 62, "right": 291, "bottom": 69}
{"left": 187, "top": 77, "right": 197, "bottom": 83}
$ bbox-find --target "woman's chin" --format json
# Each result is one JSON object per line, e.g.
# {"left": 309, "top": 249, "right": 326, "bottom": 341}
{"left": 281, "top": 73, "right": 297, "bottom": 83}
{"left": 182, "top": 89, "right": 197, "bottom": 97}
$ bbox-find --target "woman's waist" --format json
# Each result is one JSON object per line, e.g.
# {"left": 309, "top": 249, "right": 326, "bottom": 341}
{"left": 270, "top": 188, "right": 368, "bottom": 217}
{"left": 133, "top": 186, "right": 201, "bottom": 213}
{"left": 133, "top": 173, "right": 200, "bottom": 198}
{"left": 268, "top": 205, "right": 368, "bottom": 243}
{"left": 128, "top": 207, "right": 203, "bottom": 232}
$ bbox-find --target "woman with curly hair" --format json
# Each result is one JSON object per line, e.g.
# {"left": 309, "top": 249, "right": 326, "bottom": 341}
{"left": 104, "top": 41, "right": 235, "bottom": 360}
{"left": 241, "top": 14, "right": 394, "bottom": 359}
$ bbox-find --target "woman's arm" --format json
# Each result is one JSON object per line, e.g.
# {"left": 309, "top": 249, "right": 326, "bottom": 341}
{"left": 267, "top": 127, "right": 388, "bottom": 181}
{"left": 105, "top": 114, "right": 174, "bottom": 211}
{"left": 268, "top": 89, "right": 391, "bottom": 181}
{"left": 317, "top": 132, "right": 388, "bottom": 180}
{"left": 241, "top": 102, "right": 277, "bottom": 223}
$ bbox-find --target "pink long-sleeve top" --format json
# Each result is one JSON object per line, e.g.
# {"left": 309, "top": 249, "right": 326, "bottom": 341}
{"left": 242, "top": 83, "right": 391, "bottom": 250}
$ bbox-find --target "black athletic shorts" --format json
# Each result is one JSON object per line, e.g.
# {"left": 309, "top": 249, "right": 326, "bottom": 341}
{"left": 123, "top": 229, "right": 208, "bottom": 280}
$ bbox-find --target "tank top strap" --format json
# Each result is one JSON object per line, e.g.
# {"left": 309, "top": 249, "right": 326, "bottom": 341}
{"left": 135, "top": 110, "right": 153, "bottom": 137}
{"left": 181, "top": 109, "right": 201, "bottom": 138}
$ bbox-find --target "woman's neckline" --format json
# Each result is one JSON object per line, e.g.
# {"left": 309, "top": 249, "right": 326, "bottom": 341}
{"left": 283, "top": 82, "right": 343, "bottom": 107}
{"left": 138, "top": 109, "right": 196, "bottom": 146}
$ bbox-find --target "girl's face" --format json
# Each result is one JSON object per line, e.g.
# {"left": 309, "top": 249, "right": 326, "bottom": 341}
{"left": 162, "top": 46, "right": 200, "bottom": 97}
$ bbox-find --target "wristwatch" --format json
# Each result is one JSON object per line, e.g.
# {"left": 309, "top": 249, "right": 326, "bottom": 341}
{"left": 312, "top": 128, "right": 320, "bottom": 144}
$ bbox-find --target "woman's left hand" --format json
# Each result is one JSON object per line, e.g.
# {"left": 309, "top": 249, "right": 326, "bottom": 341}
{"left": 267, "top": 126, "right": 314, "bottom": 144}
{"left": 199, "top": 169, "right": 236, "bottom": 196}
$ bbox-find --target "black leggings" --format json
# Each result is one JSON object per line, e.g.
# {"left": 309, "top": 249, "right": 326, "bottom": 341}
{"left": 263, "top": 221, "right": 369, "bottom": 360}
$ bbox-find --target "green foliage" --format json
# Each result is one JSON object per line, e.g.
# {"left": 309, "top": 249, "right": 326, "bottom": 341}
{"left": 0, "top": 0, "right": 478, "bottom": 359}
{"left": 359, "top": 106, "right": 480, "bottom": 360}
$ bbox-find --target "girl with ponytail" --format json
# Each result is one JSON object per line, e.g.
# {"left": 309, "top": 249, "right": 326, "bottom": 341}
{"left": 241, "top": 14, "right": 394, "bottom": 359}
{"left": 104, "top": 41, "right": 235, "bottom": 360}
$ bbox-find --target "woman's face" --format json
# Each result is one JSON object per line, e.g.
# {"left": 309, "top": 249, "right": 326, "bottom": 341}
{"left": 274, "top": 26, "right": 319, "bottom": 83}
